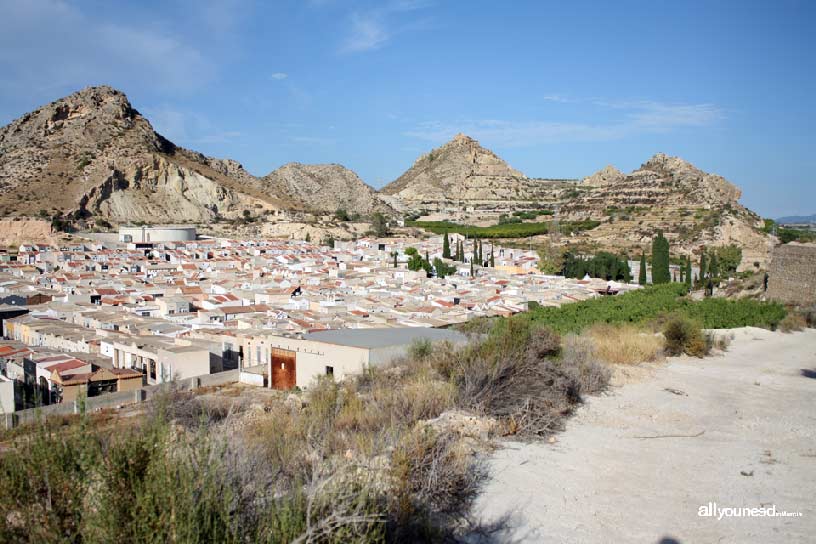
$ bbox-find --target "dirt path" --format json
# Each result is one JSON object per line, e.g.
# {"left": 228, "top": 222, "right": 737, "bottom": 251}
{"left": 472, "top": 328, "right": 816, "bottom": 543}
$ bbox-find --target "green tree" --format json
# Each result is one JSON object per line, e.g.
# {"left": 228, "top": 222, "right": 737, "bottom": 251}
{"left": 442, "top": 232, "right": 451, "bottom": 259}
{"left": 304, "top": 232, "right": 311, "bottom": 243}
{"left": 699, "top": 251, "right": 708, "bottom": 282}
{"left": 470, "top": 259, "right": 474, "bottom": 277}
{"left": 490, "top": 251, "right": 495, "bottom": 267}
{"left": 334, "top": 208, "right": 350, "bottom": 221}
{"left": 685, "top": 257, "right": 693, "bottom": 291}
{"left": 709, "top": 252, "right": 720, "bottom": 279}
{"left": 651, "top": 231, "right": 671, "bottom": 284}
{"left": 638, "top": 253, "right": 647, "bottom": 285}
{"left": 371, "top": 213, "right": 389, "bottom": 237}
{"left": 393, "top": 251, "right": 398, "bottom": 268}
{"left": 433, "top": 258, "right": 456, "bottom": 278}
{"left": 715, "top": 245, "right": 742, "bottom": 276}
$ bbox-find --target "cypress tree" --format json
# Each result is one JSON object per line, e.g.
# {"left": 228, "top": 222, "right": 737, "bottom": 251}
{"left": 393, "top": 252, "right": 398, "bottom": 268}
{"left": 638, "top": 253, "right": 647, "bottom": 285}
{"left": 425, "top": 250, "right": 430, "bottom": 265}
{"left": 470, "top": 259, "right": 474, "bottom": 277}
{"left": 478, "top": 240, "right": 483, "bottom": 264}
{"left": 305, "top": 232, "right": 311, "bottom": 242}
{"left": 442, "top": 232, "right": 451, "bottom": 259}
{"left": 651, "top": 231, "right": 670, "bottom": 284}
{"left": 685, "top": 258, "right": 693, "bottom": 290}
{"left": 472, "top": 242, "right": 477, "bottom": 265}
{"left": 699, "top": 251, "right": 708, "bottom": 281}
{"left": 490, "top": 251, "right": 495, "bottom": 267}
{"left": 710, "top": 253, "right": 720, "bottom": 279}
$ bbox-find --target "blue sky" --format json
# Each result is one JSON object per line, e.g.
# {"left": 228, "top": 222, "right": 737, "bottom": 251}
{"left": 1, "top": 0, "right": 813, "bottom": 217}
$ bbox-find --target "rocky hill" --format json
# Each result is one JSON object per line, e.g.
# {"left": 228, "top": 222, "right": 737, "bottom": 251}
{"left": 380, "top": 133, "right": 577, "bottom": 208}
{"left": 0, "top": 86, "right": 296, "bottom": 223}
{"left": 560, "top": 153, "right": 774, "bottom": 267}
{"left": 261, "top": 163, "right": 389, "bottom": 216}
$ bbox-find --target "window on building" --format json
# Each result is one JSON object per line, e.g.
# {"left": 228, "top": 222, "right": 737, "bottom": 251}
{"left": 325, "top": 366, "right": 334, "bottom": 376}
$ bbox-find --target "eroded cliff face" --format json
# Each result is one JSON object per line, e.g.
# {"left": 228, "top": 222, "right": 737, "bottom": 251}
{"left": 0, "top": 86, "right": 282, "bottom": 223}
{"left": 261, "top": 163, "right": 391, "bottom": 216}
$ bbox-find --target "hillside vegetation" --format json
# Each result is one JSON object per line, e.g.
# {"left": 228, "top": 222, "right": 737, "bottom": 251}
{"left": 0, "top": 285, "right": 790, "bottom": 542}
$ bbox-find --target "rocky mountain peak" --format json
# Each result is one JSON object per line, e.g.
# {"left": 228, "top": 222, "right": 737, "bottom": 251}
{"left": 262, "top": 162, "right": 388, "bottom": 215}
{"left": 583, "top": 165, "right": 624, "bottom": 185}
{"left": 380, "top": 133, "right": 526, "bottom": 201}
{"left": 640, "top": 153, "right": 699, "bottom": 176}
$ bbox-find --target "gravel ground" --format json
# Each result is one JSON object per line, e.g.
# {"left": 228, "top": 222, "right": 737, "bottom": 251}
{"left": 471, "top": 327, "right": 816, "bottom": 543}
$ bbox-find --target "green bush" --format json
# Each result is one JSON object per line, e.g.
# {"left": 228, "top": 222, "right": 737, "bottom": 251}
{"left": 521, "top": 284, "right": 787, "bottom": 334}
{"left": 663, "top": 315, "right": 708, "bottom": 357}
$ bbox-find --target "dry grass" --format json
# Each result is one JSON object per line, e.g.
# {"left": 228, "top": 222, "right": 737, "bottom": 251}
{"left": 585, "top": 324, "right": 664, "bottom": 365}
{"left": 779, "top": 313, "right": 807, "bottom": 333}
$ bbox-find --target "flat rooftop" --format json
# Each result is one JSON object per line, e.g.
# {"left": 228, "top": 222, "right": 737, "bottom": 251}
{"left": 304, "top": 327, "right": 466, "bottom": 349}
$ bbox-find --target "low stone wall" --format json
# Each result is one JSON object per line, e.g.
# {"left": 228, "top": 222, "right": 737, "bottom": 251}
{"left": 766, "top": 243, "right": 816, "bottom": 306}
{"left": 4, "top": 369, "right": 240, "bottom": 430}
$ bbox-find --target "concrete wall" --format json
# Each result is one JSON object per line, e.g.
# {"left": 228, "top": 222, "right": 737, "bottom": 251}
{"left": 118, "top": 226, "right": 196, "bottom": 243}
{"left": 767, "top": 243, "right": 816, "bottom": 306}
{"left": 4, "top": 368, "right": 240, "bottom": 430}
{"left": 0, "top": 380, "right": 15, "bottom": 414}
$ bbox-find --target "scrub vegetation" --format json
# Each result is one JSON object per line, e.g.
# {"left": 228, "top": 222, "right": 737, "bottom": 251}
{"left": 0, "top": 284, "right": 792, "bottom": 542}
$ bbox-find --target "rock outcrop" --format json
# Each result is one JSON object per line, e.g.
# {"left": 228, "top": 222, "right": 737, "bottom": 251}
{"left": 559, "top": 153, "right": 771, "bottom": 267}
{"left": 380, "top": 133, "right": 576, "bottom": 207}
{"left": 261, "top": 163, "right": 389, "bottom": 216}
{"left": 0, "top": 86, "right": 289, "bottom": 223}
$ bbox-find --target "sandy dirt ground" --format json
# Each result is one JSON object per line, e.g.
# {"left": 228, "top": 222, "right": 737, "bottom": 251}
{"left": 472, "top": 328, "right": 816, "bottom": 543}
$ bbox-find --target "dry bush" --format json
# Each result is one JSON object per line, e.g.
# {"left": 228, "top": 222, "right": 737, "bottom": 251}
{"left": 706, "top": 331, "right": 733, "bottom": 352}
{"left": 779, "top": 312, "right": 807, "bottom": 333}
{"left": 438, "top": 323, "right": 586, "bottom": 437}
{"left": 803, "top": 306, "right": 816, "bottom": 328}
{"left": 663, "top": 315, "right": 708, "bottom": 357}
{"left": 586, "top": 324, "right": 663, "bottom": 365}
{"left": 560, "top": 335, "right": 611, "bottom": 394}
{"left": 389, "top": 428, "right": 483, "bottom": 539}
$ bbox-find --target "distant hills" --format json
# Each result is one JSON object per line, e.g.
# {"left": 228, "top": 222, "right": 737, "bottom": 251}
{"left": 777, "top": 214, "right": 816, "bottom": 224}
{"left": 0, "top": 85, "right": 778, "bottom": 267}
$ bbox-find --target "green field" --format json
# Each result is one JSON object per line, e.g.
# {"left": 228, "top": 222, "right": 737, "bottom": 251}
{"left": 406, "top": 219, "right": 600, "bottom": 239}
{"left": 518, "top": 283, "right": 787, "bottom": 334}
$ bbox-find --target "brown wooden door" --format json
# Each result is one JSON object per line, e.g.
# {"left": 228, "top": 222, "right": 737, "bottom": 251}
{"left": 271, "top": 348, "right": 297, "bottom": 390}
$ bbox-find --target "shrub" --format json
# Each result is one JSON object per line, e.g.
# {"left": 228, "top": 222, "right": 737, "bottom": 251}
{"left": 560, "top": 335, "right": 610, "bottom": 394}
{"left": 526, "top": 326, "right": 561, "bottom": 360}
{"left": 408, "top": 338, "right": 433, "bottom": 360}
{"left": 586, "top": 324, "right": 663, "bottom": 365}
{"left": 779, "top": 313, "right": 807, "bottom": 333}
{"left": 663, "top": 315, "right": 708, "bottom": 357}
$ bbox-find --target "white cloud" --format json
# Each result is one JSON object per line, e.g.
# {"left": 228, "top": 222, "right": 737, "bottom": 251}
{"left": 290, "top": 135, "right": 336, "bottom": 145}
{"left": 144, "top": 105, "right": 241, "bottom": 146}
{"left": 270, "top": 72, "right": 289, "bottom": 80}
{"left": 340, "top": 14, "right": 390, "bottom": 53}
{"left": 404, "top": 101, "right": 724, "bottom": 147}
{"left": 0, "top": 0, "right": 213, "bottom": 97}
{"left": 338, "top": 1, "right": 433, "bottom": 54}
